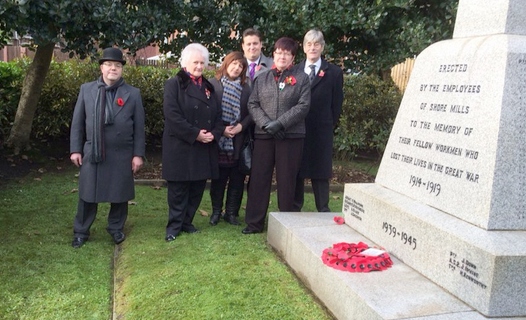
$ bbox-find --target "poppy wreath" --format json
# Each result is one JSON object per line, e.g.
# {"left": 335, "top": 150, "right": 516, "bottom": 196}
{"left": 321, "top": 242, "right": 393, "bottom": 273}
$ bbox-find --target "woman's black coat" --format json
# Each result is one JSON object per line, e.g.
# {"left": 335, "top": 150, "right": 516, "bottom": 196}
{"left": 162, "top": 70, "right": 224, "bottom": 181}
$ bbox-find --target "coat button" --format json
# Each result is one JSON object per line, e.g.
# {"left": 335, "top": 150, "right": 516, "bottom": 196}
{"left": 194, "top": 105, "right": 198, "bottom": 109}
{"left": 195, "top": 120, "right": 198, "bottom": 124}
{"left": 207, "top": 120, "right": 211, "bottom": 124}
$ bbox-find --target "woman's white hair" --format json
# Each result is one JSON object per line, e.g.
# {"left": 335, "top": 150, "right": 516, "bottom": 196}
{"left": 180, "top": 43, "right": 210, "bottom": 68}
{"left": 303, "top": 29, "right": 325, "bottom": 47}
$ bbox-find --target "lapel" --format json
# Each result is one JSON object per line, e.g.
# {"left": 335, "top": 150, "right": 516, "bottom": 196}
{"left": 253, "top": 54, "right": 272, "bottom": 79}
{"left": 311, "top": 59, "right": 328, "bottom": 88}
{"left": 89, "top": 79, "right": 130, "bottom": 118}
{"left": 178, "top": 69, "right": 212, "bottom": 104}
{"left": 113, "top": 85, "right": 130, "bottom": 117}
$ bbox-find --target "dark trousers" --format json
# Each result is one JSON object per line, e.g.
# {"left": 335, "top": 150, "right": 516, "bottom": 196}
{"left": 73, "top": 199, "right": 128, "bottom": 238}
{"left": 293, "top": 177, "right": 331, "bottom": 212}
{"left": 244, "top": 138, "right": 303, "bottom": 231}
{"left": 210, "top": 166, "right": 246, "bottom": 215}
{"left": 166, "top": 180, "right": 206, "bottom": 236}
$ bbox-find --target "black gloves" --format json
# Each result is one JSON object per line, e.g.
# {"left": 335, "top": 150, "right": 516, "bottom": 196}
{"left": 262, "top": 120, "right": 283, "bottom": 135}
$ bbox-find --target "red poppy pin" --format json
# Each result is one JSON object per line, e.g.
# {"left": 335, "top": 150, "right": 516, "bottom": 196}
{"left": 284, "top": 76, "right": 296, "bottom": 86}
{"left": 333, "top": 216, "right": 345, "bottom": 225}
{"left": 318, "top": 70, "right": 325, "bottom": 77}
{"left": 117, "top": 98, "right": 124, "bottom": 107}
{"left": 205, "top": 88, "right": 211, "bottom": 99}
{"left": 255, "top": 65, "right": 262, "bottom": 72}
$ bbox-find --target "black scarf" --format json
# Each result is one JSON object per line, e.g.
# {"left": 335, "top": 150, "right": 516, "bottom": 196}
{"left": 91, "top": 76, "right": 125, "bottom": 163}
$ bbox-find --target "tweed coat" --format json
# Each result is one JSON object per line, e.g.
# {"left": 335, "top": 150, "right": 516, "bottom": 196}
{"left": 246, "top": 53, "right": 273, "bottom": 88}
{"left": 70, "top": 80, "right": 145, "bottom": 203}
{"left": 248, "top": 67, "right": 311, "bottom": 138}
{"left": 296, "top": 59, "right": 344, "bottom": 179}
{"left": 162, "top": 70, "right": 224, "bottom": 181}
{"left": 209, "top": 77, "right": 253, "bottom": 160}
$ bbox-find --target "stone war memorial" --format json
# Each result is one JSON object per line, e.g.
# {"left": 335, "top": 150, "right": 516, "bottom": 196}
{"left": 267, "top": 0, "right": 526, "bottom": 319}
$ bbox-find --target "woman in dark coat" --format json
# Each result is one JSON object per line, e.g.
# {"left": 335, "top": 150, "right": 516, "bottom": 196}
{"left": 162, "top": 43, "right": 224, "bottom": 242}
{"left": 208, "top": 51, "right": 252, "bottom": 226}
{"left": 242, "top": 37, "right": 311, "bottom": 234}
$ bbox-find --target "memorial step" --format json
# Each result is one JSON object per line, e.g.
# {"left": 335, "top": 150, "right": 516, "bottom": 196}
{"left": 267, "top": 211, "right": 501, "bottom": 320}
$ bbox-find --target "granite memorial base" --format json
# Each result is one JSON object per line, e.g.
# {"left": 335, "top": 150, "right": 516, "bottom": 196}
{"left": 266, "top": 211, "right": 525, "bottom": 320}
{"left": 343, "top": 183, "right": 526, "bottom": 318}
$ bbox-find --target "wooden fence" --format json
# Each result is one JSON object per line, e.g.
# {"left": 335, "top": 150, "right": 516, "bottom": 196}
{"left": 391, "top": 57, "right": 416, "bottom": 93}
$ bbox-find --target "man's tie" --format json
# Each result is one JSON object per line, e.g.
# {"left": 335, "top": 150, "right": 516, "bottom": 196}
{"left": 249, "top": 63, "right": 256, "bottom": 81}
{"left": 309, "top": 64, "right": 316, "bottom": 83}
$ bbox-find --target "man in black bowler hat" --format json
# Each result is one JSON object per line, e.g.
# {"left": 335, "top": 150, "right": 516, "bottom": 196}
{"left": 69, "top": 47, "right": 145, "bottom": 248}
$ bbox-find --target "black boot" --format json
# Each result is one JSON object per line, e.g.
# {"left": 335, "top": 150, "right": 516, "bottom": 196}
{"left": 209, "top": 210, "right": 222, "bottom": 226}
{"left": 209, "top": 179, "right": 225, "bottom": 226}
{"left": 224, "top": 188, "right": 243, "bottom": 225}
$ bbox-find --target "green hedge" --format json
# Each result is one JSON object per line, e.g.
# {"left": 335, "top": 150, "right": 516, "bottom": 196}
{"left": 0, "top": 61, "right": 25, "bottom": 142}
{"left": 334, "top": 74, "right": 402, "bottom": 160}
{"left": 0, "top": 60, "right": 401, "bottom": 158}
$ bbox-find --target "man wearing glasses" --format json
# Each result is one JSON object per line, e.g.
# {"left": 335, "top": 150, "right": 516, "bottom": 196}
{"left": 69, "top": 47, "right": 145, "bottom": 248}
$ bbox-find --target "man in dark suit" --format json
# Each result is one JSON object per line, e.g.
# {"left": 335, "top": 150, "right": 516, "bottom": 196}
{"left": 70, "top": 47, "right": 145, "bottom": 248}
{"left": 241, "top": 28, "right": 273, "bottom": 86}
{"left": 293, "top": 29, "right": 344, "bottom": 212}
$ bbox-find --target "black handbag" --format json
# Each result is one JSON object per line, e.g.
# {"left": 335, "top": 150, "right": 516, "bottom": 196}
{"left": 238, "top": 126, "right": 254, "bottom": 175}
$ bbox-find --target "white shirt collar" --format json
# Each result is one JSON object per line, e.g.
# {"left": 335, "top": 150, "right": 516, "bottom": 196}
{"left": 247, "top": 57, "right": 261, "bottom": 66}
{"left": 304, "top": 59, "right": 322, "bottom": 75}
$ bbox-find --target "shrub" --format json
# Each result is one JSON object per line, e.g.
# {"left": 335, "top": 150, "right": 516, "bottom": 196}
{"left": 334, "top": 74, "right": 402, "bottom": 160}
{"left": 0, "top": 61, "right": 24, "bottom": 142}
{"left": 2, "top": 59, "right": 400, "bottom": 158}
{"left": 33, "top": 59, "right": 99, "bottom": 140}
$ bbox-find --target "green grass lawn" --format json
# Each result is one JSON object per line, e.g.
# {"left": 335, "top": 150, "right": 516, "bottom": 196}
{"left": 0, "top": 167, "right": 349, "bottom": 319}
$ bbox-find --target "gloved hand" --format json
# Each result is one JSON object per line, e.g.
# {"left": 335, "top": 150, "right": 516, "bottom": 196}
{"left": 273, "top": 130, "right": 286, "bottom": 140}
{"left": 262, "top": 120, "right": 283, "bottom": 135}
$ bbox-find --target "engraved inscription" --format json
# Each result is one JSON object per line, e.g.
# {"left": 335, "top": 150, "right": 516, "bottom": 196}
{"left": 344, "top": 196, "right": 363, "bottom": 221}
{"left": 384, "top": 62, "right": 485, "bottom": 199}
{"left": 449, "top": 251, "right": 487, "bottom": 289}
{"left": 382, "top": 222, "right": 417, "bottom": 250}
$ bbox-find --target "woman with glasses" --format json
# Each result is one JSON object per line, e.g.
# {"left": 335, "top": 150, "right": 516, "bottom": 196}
{"left": 242, "top": 37, "right": 311, "bottom": 234}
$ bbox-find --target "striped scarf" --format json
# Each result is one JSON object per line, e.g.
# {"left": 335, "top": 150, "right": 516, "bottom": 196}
{"left": 218, "top": 76, "right": 242, "bottom": 154}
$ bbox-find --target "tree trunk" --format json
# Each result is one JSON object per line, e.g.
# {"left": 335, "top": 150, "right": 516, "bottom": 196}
{"left": 6, "top": 42, "right": 55, "bottom": 153}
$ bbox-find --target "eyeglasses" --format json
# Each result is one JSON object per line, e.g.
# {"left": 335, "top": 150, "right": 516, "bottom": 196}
{"left": 102, "top": 62, "right": 123, "bottom": 68}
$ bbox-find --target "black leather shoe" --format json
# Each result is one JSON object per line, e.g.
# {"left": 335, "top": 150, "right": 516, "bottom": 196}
{"left": 209, "top": 212, "right": 221, "bottom": 226}
{"left": 224, "top": 214, "right": 240, "bottom": 225}
{"left": 241, "top": 227, "right": 261, "bottom": 234}
{"left": 72, "top": 237, "right": 87, "bottom": 248}
{"left": 182, "top": 227, "right": 200, "bottom": 234}
{"left": 112, "top": 231, "right": 126, "bottom": 244}
{"left": 165, "top": 234, "right": 177, "bottom": 242}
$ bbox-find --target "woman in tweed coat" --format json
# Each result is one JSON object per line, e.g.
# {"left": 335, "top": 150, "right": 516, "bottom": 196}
{"left": 242, "top": 37, "right": 311, "bottom": 234}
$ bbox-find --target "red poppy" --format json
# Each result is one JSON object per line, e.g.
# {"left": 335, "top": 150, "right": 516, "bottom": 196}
{"left": 318, "top": 70, "right": 325, "bottom": 77}
{"left": 117, "top": 98, "right": 124, "bottom": 106}
{"left": 333, "top": 216, "right": 345, "bottom": 225}
{"left": 284, "top": 76, "right": 296, "bottom": 85}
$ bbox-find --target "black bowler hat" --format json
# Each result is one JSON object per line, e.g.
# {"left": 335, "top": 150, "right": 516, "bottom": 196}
{"left": 99, "top": 47, "right": 126, "bottom": 65}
